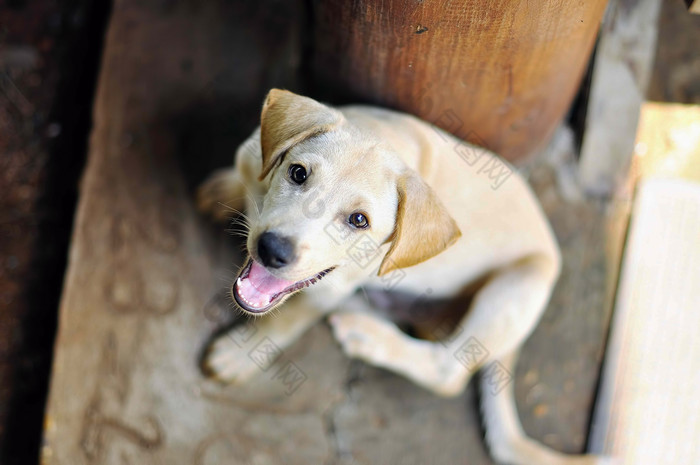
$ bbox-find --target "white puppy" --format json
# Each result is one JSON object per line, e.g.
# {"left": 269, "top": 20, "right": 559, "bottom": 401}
{"left": 198, "top": 89, "right": 609, "bottom": 465}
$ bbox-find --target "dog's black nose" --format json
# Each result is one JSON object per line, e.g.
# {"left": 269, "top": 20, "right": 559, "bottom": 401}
{"left": 257, "top": 231, "right": 295, "bottom": 269}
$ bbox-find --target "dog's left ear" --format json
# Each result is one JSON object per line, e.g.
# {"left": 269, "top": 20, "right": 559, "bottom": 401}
{"left": 378, "top": 171, "right": 462, "bottom": 276}
{"left": 258, "top": 89, "right": 343, "bottom": 181}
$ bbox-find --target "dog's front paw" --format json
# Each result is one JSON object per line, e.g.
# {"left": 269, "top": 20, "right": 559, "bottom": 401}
{"left": 203, "top": 329, "right": 271, "bottom": 384}
{"left": 329, "top": 314, "right": 372, "bottom": 358}
{"left": 329, "top": 313, "right": 401, "bottom": 362}
{"left": 329, "top": 312, "right": 468, "bottom": 397}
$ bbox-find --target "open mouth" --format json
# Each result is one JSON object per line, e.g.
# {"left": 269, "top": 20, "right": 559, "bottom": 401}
{"left": 232, "top": 259, "right": 334, "bottom": 314}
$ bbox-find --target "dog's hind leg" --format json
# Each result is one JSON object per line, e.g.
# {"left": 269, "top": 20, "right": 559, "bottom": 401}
{"left": 330, "top": 254, "right": 559, "bottom": 397}
{"left": 438, "top": 253, "right": 561, "bottom": 394}
{"left": 331, "top": 254, "right": 612, "bottom": 464}
{"left": 481, "top": 350, "right": 613, "bottom": 465}
{"left": 436, "top": 254, "right": 611, "bottom": 465}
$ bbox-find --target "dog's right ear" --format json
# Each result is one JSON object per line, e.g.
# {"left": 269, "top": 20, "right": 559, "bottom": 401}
{"left": 378, "top": 170, "right": 462, "bottom": 276}
{"left": 258, "top": 89, "right": 343, "bottom": 181}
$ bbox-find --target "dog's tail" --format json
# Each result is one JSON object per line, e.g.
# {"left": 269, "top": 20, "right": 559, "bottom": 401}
{"left": 480, "top": 350, "right": 610, "bottom": 465}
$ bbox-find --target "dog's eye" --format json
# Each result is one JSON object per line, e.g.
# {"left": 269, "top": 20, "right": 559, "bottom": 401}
{"left": 288, "top": 164, "right": 307, "bottom": 184}
{"left": 348, "top": 212, "right": 369, "bottom": 229}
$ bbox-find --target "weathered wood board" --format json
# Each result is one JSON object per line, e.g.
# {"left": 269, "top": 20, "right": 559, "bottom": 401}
{"left": 42, "top": 2, "right": 615, "bottom": 464}
{"left": 589, "top": 103, "right": 700, "bottom": 464}
{"left": 578, "top": 0, "right": 663, "bottom": 196}
{"left": 590, "top": 178, "right": 700, "bottom": 464}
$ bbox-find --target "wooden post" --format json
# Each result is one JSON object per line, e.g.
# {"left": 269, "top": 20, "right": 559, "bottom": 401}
{"left": 578, "top": 0, "right": 663, "bottom": 196}
{"left": 311, "top": 0, "right": 608, "bottom": 162}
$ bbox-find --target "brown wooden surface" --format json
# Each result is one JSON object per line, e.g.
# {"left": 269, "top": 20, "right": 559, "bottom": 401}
{"left": 311, "top": 0, "right": 608, "bottom": 162}
{"left": 0, "top": 2, "right": 109, "bottom": 463}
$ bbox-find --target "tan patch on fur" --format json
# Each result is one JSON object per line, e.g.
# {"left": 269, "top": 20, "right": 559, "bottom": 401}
{"left": 378, "top": 171, "right": 462, "bottom": 276}
{"left": 259, "top": 89, "right": 343, "bottom": 180}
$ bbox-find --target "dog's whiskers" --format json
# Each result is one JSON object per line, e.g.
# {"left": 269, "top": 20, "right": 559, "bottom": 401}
{"left": 226, "top": 229, "right": 249, "bottom": 239}
{"left": 214, "top": 199, "right": 251, "bottom": 218}
{"left": 246, "top": 196, "right": 261, "bottom": 221}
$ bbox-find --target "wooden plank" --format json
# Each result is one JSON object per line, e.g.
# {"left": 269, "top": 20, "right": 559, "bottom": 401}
{"left": 589, "top": 103, "right": 700, "bottom": 463}
{"left": 589, "top": 178, "right": 700, "bottom": 463}
{"left": 630, "top": 103, "right": 700, "bottom": 182}
{"left": 311, "top": 0, "right": 607, "bottom": 162}
{"left": 578, "top": 0, "right": 663, "bottom": 196}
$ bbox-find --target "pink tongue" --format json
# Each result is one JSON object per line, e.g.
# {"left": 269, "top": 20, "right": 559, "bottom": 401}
{"left": 236, "top": 261, "right": 295, "bottom": 309}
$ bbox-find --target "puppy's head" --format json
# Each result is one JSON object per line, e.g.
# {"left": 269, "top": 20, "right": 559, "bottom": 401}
{"left": 232, "top": 89, "right": 461, "bottom": 315}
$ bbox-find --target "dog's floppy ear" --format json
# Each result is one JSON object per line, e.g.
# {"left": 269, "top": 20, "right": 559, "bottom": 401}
{"left": 258, "top": 89, "right": 343, "bottom": 181}
{"left": 378, "top": 171, "right": 462, "bottom": 276}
